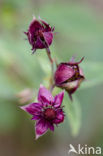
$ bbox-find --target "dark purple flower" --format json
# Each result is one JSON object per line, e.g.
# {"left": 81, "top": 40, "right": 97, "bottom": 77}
{"left": 54, "top": 57, "right": 85, "bottom": 100}
{"left": 20, "top": 85, "right": 64, "bottom": 139}
{"left": 25, "top": 17, "right": 54, "bottom": 53}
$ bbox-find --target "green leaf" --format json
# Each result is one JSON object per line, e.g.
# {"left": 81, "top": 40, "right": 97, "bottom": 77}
{"left": 64, "top": 94, "right": 81, "bottom": 136}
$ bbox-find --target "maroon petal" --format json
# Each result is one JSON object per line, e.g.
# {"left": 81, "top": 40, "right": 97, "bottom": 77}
{"left": 35, "top": 119, "right": 48, "bottom": 139}
{"left": 20, "top": 102, "right": 42, "bottom": 115}
{"left": 29, "top": 18, "right": 42, "bottom": 34}
{"left": 38, "top": 85, "right": 53, "bottom": 105}
{"left": 43, "top": 32, "right": 53, "bottom": 46}
{"left": 54, "top": 110, "right": 64, "bottom": 124}
{"left": 47, "top": 122, "right": 54, "bottom": 131}
{"left": 31, "top": 115, "right": 41, "bottom": 120}
{"left": 54, "top": 91, "right": 64, "bottom": 108}
{"left": 34, "top": 37, "right": 46, "bottom": 49}
{"left": 54, "top": 64, "right": 75, "bottom": 85}
{"left": 40, "top": 19, "right": 52, "bottom": 31}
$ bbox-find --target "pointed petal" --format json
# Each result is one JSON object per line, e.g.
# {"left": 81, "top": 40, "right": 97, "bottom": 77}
{"left": 35, "top": 119, "right": 48, "bottom": 139}
{"left": 20, "top": 103, "right": 42, "bottom": 115}
{"left": 48, "top": 122, "right": 54, "bottom": 131}
{"left": 31, "top": 115, "right": 41, "bottom": 120}
{"left": 54, "top": 91, "right": 64, "bottom": 108}
{"left": 53, "top": 110, "right": 64, "bottom": 124}
{"left": 38, "top": 85, "right": 53, "bottom": 105}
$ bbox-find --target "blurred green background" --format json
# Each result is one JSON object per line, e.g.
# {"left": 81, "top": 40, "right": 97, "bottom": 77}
{"left": 0, "top": 0, "right": 103, "bottom": 155}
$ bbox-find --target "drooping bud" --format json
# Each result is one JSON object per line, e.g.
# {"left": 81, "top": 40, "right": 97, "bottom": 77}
{"left": 54, "top": 57, "right": 85, "bottom": 100}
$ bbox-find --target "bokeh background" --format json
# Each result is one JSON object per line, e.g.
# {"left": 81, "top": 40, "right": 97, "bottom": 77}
{"left": 0, "top": 0, "right": 103, "bottom": 156}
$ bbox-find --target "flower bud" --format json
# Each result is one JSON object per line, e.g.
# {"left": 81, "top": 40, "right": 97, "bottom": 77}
{"left": 25, "top": 17, "right": 54, "bottom": 53}
{"left": 54, "top": 57, "right": 85, "bottom": 100}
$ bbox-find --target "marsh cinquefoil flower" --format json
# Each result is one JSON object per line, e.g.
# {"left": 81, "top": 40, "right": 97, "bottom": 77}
{"left": 25, "top": 17, "right": 54, "bottom": 53}
{"left": 54, "top": 57, "right": 85, "bottom": 100}
{"left": 20, "top": 85, "right": 64, "bottom": 139}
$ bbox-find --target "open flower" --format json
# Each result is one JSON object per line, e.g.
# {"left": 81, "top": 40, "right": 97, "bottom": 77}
{"left": 20, "top": 85, "right": 64, "bottom": 139}
{"left": 54, "top": 57, "right": 85, "bottom": 100}
{"left": 25, "top": 17, "right": 54, "bottom": 53}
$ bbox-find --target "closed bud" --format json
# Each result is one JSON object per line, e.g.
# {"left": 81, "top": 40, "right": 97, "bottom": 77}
{"left": 54, "top": 57, "right": 85, "bottom": 100}
{"left": 25, "top": 16, "right": 54, "bottom": 53}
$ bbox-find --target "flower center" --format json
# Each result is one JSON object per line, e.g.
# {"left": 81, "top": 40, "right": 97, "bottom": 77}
{"left": 44, "top": 108, "right": 56, "bottom": 120}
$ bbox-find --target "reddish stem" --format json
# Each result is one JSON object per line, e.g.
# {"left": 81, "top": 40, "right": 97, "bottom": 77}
{"left": 46, "top": 47, "right": 55, "bottom": 92}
